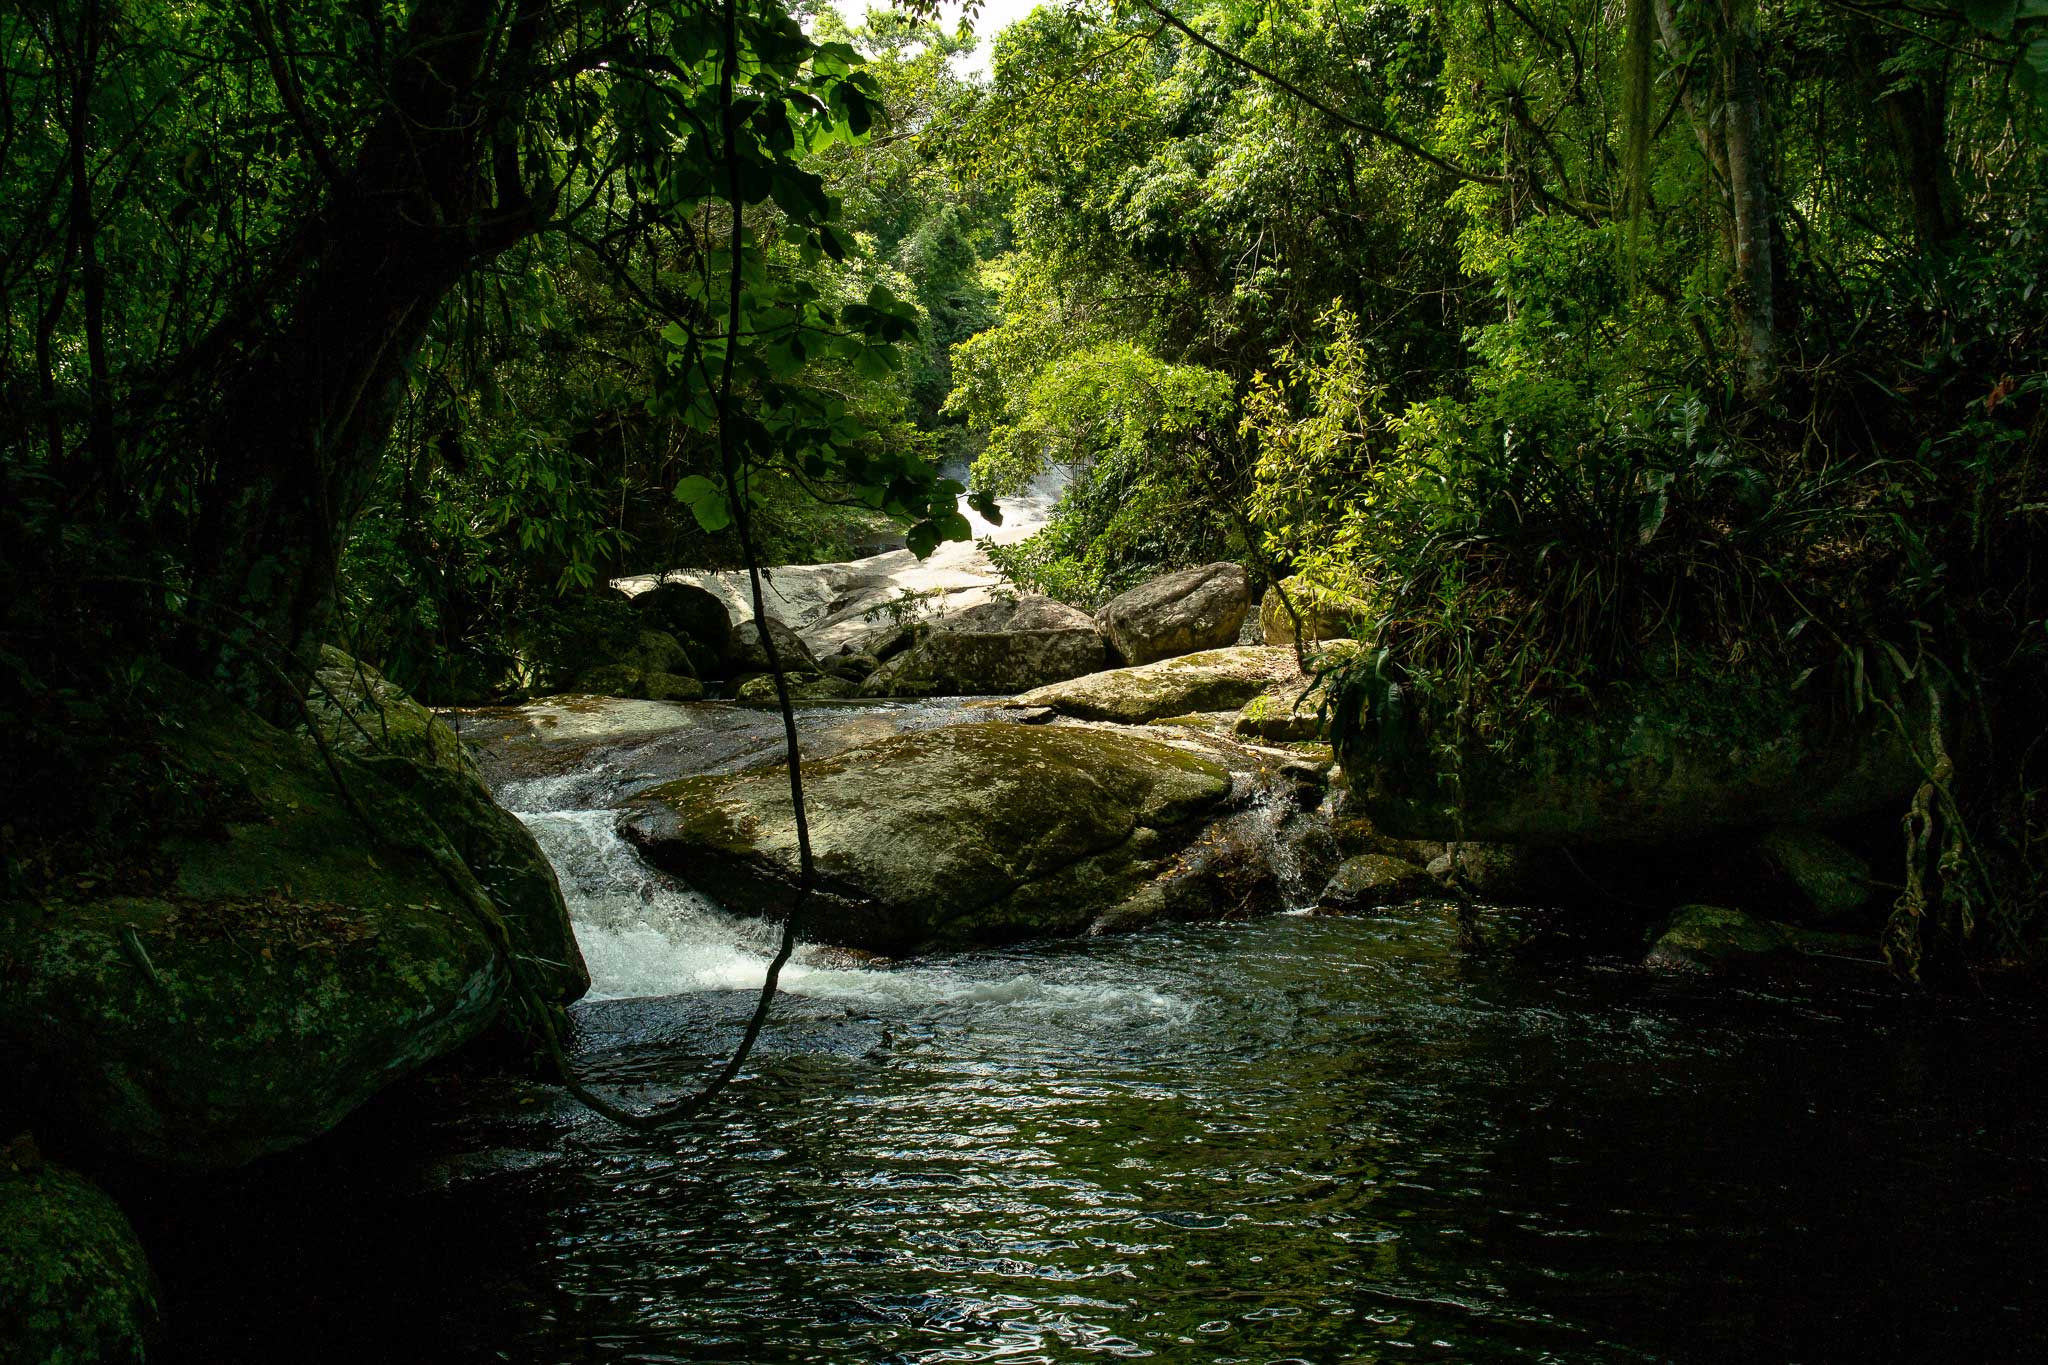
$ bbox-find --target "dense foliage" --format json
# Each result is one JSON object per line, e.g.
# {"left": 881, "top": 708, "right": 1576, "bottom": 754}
{"left": 6, "top": 0, "right": 2045, "bottom": 972}
{"left": 917, "top": 0, "right": 2047, "bottom": 971}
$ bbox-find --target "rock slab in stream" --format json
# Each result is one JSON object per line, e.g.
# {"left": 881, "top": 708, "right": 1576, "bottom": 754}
{"left": 1009, "top": 646, "right": 1302, "bottom": 724}
{"left": 1096, "top": 562, "right": 1250, "bottom": 665}
{"left": 859, "top": 597, "right": 1106, "bottom": 698}
{"left": 0, "top": 1161, "right": 159, "bottom": 1364}
{"left": 622, "top": 721, "right": 1233, "bottom": 952}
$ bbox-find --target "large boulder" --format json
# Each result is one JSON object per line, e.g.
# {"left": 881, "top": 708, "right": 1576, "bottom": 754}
{"left": 0, "top": 1158, "right": 159, "bottom": 1363}
{"left": 727, "top": 616, "right": 821, "bottom": 678}
{"left": 568, "top": 628, "right": 703, "bottom": 702}
{"left": 355, "top": 754, "right": 590, "bottom": 1009}
{"left": 308, "top": 646, "right": 473, "bottom": 773}
{"left": 1096, "top": 563, "right": 1250, "bottom": 665}
{"left": 1009, "top": 646, "right": 1301, "bottom": 725}
{"left": 632, "top": 580, "right": 733, "bottom": 675}
{"left": 1352, "top": 674, "right": 1928, "bottom": 847}
{"left": 1739, "top": 826, "right": 1876, "bottom": 924}
{"left": 0, "top": 670, "right": 578, "bottom": 1171}
{"left": 1260, "top": 575, "right": 1371, "bottom": 647}
{"left": 859, "top": 597, "right": 1106, "bottom": 698}
{"left": 622, "top": 722, "right": 1233, "bottom": 952}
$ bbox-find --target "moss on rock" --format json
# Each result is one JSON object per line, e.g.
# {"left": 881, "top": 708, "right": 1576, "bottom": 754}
{"left": 0, "top": 668, "right": 572, "bottom": 1171}
{"left": 1010, "top": 647, "right": 1302, "bottom": 725}
{"left": 0, "top": 1161, "right": 159, "bottom": 1365}
{"left": 622, "top": 721, "right": 1232, "bottom": 952}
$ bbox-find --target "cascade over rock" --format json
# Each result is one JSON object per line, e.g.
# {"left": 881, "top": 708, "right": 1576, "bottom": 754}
{"left": 621, "top": 721, "right": 1234, "bottom": 952}
{"left": 1096, "top": 562, "right": 1250, "bottom": 665}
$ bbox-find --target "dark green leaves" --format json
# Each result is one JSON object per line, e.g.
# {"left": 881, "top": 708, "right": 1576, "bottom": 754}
{"left": 673, "top": 475, "right": 732, "bottom": 532}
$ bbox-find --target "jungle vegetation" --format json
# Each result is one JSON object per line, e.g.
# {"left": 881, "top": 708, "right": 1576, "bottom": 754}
{"left": 3, "top": 0, "right": 2046, "bottom": 972}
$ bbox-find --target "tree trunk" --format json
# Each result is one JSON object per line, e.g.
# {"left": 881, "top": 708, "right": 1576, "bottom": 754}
{"left": 1847, "top": 20, "right": 1960, "bottom": 249}
{"left": 1719, "top": 2, "right": 1776, "bottom": 399}
{"left": 183, "top": 0, "right": 544, "bottom": 710}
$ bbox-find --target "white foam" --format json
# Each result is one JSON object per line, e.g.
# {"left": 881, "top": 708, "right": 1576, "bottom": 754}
{"left": 518, "top": 804, "right": 1191, "bottom": 1026}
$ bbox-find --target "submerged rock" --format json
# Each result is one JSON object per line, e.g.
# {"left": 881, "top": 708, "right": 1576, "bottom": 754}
{"left": 1319, "top": 854, "right": 1436, "bottom": 911}
{"left": 1010, "top": 646, "right": 1302, "bottom": 725}
{"left": 859, "top": 597, "right": 1105, "bottom": 698}
{"left": 1645, "top": 904, "right": 1793, "bottom": 971}
{"left": 1096, "top": 562, "right": 1250, "bottom": 665}
{"left": 622, "top": 721, "right": 1233, "bottom": 952}
{"left": 0, "top": 669, "right": 581, "bottom": 1170}
{"left": 0, "top": 1160, "right": 159, "bottom": 1363}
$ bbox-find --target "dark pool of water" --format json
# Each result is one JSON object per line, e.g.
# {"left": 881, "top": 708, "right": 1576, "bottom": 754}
{"left": 138, "top": 903, "right": 2048, "bottom": 1364}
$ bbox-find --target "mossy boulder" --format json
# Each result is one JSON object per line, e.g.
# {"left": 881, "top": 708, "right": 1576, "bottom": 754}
{"left": 308, "top": 645, "right": 472, "bottom": 774}
{"left": 355, "top": 755, "right": 588, "bottom": 1008}
{"left": 733, "top": 672, "right": 860, "bottom": 703}
{"left": 632, "top": 581, "right": 733, "bottom": 675}
{"left": 0, "top": 1160, "right": 159, "bottom": 1364}
{"left": 622, "top": 721, "right": 1234, "bottom": 952}
{"left": 727, "top": 616, "right": 821, "bottom": 678}
{"left": 1096, "top": 562, "right": 1250, "bottom": 665}
{"left": 1010, "top": 647, "right": 1301, "bottom": 725}
{"left": 0, "top": 670, "right": 576, "bottom": 1170}
{"left": 1353, "top": 673, "right": 1928, "bottom": 846}
{"left": 858, "top": 597, "right": 1106, "bottom": 698}
{"left": 575, "top": 661, "right": 705, "bottom": 703}
{"left": 1746, "top": 827, "right": 1875, "bottom": 923}
{"left": 1259, "top": 576, "right": 1370, "bottom": 647}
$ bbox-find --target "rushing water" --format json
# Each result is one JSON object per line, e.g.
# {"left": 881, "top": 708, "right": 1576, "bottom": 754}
{"left": 146, "top": 700, "right": 2048, "bottom": 1364}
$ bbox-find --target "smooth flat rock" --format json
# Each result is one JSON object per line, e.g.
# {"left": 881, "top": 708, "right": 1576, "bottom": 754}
{"left": 622, "top": 721, "right": 1233, "bottom": 952}
{"left": 1010, "top": 646, "right": 1302, "bottom": 724}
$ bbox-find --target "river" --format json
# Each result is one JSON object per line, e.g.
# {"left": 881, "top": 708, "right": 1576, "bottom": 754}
{"left": 141, "top": 693, "right": 2048, "bottom": 1364}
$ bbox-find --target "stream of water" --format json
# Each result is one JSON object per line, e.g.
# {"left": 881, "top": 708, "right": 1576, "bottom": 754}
{"left": 141, "top": 695, "right": 2048, "bottom": 1364}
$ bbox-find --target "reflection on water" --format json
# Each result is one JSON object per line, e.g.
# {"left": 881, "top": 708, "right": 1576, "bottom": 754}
{"left": 144, "top": 702, "right": 2048, "bottom": 1364}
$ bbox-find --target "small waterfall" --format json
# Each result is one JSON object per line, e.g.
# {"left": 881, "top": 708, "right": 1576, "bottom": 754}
{"left": 507, "top": 772, "right": 1192, "bottom": 1025}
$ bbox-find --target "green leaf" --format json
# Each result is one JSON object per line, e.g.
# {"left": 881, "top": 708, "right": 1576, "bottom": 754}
{"left": 1964, "top": 0, "right": 2018, "bottom": 36}
{"left": 906, "top": 520, "right": 941, "bottom": 558}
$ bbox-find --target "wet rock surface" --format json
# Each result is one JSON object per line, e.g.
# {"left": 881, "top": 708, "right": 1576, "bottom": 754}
{"left": 622, "top": 721, "right": 1234, "bottom": 952}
